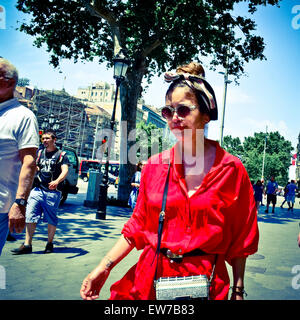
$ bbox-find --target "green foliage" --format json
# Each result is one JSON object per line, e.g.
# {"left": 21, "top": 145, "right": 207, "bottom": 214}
{"left": 223, "top": 131, "right": 293, "bottom": 185}
{"left": 136, "top": 120, "right": 172, "bottom": 160}
{"left": 222, "top": 135, "right": 244, "bottom": 159}
{"left": 16, "top": 0, "right": 281, "bottom": 80}
{"left": 17, "top": 77, "right": 30, "bottom": 87}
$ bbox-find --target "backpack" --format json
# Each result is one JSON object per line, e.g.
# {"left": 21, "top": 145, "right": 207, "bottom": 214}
{"left": 36, "top": 148, "right": 66, "bottom": 166}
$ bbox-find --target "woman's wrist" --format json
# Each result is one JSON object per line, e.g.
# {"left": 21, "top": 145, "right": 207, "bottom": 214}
{"left": 101, "top": 255, "right": 114, "bottom": 271}
{"left": 89, "top": 256, "right": 114, "bottom": 280}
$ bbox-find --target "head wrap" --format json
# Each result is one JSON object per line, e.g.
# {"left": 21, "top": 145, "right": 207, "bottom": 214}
{"left": 164, "top": 71, "right": 218, "bottom": 120}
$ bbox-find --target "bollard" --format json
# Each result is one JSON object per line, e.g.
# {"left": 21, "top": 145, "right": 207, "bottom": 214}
{"left": 83, "top": 170, "right": 103, "bottom": 208}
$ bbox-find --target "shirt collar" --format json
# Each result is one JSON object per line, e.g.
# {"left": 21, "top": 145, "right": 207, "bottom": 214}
{"left": 0, "top": 98, "right": 19, "bottom": 112}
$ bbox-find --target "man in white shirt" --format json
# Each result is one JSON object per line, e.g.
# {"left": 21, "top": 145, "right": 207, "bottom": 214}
{"left": 0, "top": 58, "right": 39, "bottom": 255}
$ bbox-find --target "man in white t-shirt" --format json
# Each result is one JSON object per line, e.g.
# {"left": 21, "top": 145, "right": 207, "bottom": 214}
{"left": 0, "top": 58, "right": 39, "bottom": 255}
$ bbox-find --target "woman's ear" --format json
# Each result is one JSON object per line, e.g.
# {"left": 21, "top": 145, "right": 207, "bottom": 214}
{"left": 203, "top": 113, "right": 210, "bottom": 125}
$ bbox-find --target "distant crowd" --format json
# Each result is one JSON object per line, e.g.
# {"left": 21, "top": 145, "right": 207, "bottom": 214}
{"left": 252, "top": 177, "right": 299, "bottom": 213}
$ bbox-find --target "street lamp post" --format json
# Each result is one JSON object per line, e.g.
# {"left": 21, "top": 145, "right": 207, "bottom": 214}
{"left": 96, "top": 51, "right": 130, "bottom": 220}
{"left": 261, "top": 125, "right": 268, "bottom": 181}
{"left": 219, "top": 70, "right": 232, "bottom": 147}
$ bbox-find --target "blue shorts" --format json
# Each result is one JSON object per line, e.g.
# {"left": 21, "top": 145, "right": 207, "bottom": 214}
{"left": 286, "top": 194, "right": 295, "bottom": 203}
{"left": 0, "top": 213, "right": 8, "bottom": 256}
{"left": 26, "top": 187, "right": 61, "bottom": 227}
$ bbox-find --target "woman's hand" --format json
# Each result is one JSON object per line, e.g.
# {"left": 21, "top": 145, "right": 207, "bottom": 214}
{"left": 80, "top": 236, "right": 134, "bottom": 300}
{"left": 80, "top": 268, "right": 110, "bottom": 300}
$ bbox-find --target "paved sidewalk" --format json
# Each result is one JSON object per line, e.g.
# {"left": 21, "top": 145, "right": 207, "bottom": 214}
{"left": 0, "top": 183, "right": 299, "bottom": 300}
{"left": 0, "top": 183, "right": 140, "bottom": 300}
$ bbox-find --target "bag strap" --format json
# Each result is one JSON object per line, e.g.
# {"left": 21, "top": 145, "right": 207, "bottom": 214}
{"left": 52, "top": 149, "right": 64, "bottom": 164}
{"left": 36, "top": 149, "right": 43, "bottom": 165}
{"left": 209, "top": 254, "right": 218, "bottom": 283}
{"left": 153, "top": 162, "right": 171, "bottom": 281}
{"left": 153, "top": 161, "right": 218, "bottom": 288}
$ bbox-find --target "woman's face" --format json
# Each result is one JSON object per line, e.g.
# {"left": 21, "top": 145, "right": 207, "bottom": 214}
{"left": 165, "top": 86, "right": 209, "bottom": 141}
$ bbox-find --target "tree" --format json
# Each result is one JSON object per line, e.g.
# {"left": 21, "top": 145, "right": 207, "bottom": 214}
{"left": 223, "top": 132, "right": 293, "bottom": 186}
{"left": 243, "top": 131, "right": 293, "bottom": 185}
{"left": 222, "top": 135, "right": 244, "bottom": 159}
{"left": 17, "top": 77, "right": 30, "bottom": 87}
{"left": 16, "top": 0, "right": 281, "bottom": 201}
{"left": 135, "top": 120, "right": 173, "bottom": 161}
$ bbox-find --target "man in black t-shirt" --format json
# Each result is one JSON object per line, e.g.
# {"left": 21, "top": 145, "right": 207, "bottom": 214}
{"left": 12, "top": 129, "right": 69, "bottom": 255}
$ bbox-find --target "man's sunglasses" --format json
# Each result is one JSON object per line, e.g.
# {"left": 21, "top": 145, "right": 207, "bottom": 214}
{"left": 161, "top": 105, "right": 197, "bottom": 120}
{"left": 0, "top": 75, "right": 11, "bottom": 81}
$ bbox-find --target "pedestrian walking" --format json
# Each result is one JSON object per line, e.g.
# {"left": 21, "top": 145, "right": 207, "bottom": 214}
{"left": 80, "top": 61, "right": 259, "bottom": 301}
{"left": 128, "top": 161, "right": 144, "bottom": 209}
{"left": 0, "top": 58, "right": 39, "bottom": 255}
{"left": 286, "top": 180, "right": 298, "bottom": 212}
{"left": 260, "top": 179, "right": 265, "bottom": 206}
{"left": 265, "top": 176, "right": 278, "bottom": 214}
{"left": 253, "top": 180, "right": 263, "bottom": 210}
{"left": 12, "top": 129, "right": 69, "bottom": 254}
{"left": 280, "top": 183, "right": 289, "bottom": 209}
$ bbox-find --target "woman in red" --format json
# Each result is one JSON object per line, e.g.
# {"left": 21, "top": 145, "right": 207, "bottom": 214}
{"left": 80, "top": 62, "right": 259, "bottom": 300}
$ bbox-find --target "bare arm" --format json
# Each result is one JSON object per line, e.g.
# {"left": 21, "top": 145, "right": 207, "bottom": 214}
{"left": 231, "top": 256, "right": 247, "bottom": 300}
{"left": 80, "top": 235, "right": 134, "bottom": 300}
{"left": 8, "top": 147, "right": 37, "bottom": 233}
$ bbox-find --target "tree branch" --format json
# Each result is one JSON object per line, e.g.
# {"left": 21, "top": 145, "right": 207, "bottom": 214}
{"left": 80, "top": 0, "right": 122, "bottom": 55}
{"left": 142, "top": 38, "right": 162, "bottom": 57}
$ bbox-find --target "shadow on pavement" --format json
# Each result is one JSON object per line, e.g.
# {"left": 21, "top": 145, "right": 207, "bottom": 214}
{"left": 33, "top": 247, "right": 89, "bottom": 259}
{"left": 257, "top": 206, "right": 300, "bottom": 224}
{"left": 9, "top": 193, "right": 133, "bottom": 260}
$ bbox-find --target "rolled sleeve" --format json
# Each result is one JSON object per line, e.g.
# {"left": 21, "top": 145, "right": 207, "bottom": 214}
{"left": 225, "top": 166, "right": 259, "bottom": 265}
{"left": 16, "top": 110, "right": 39, "bottom": 150}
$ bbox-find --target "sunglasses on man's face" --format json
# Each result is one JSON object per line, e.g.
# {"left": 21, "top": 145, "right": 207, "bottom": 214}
{"left": 161, "top": 105, "right": 197, "bottom": 120}
{"left": 0, "top": 75, "right": 11, "bottom": 81}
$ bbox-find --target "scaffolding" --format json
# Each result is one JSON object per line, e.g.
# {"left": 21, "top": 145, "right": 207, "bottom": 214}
{"left": 32, "top": 89, "right": 103, "bottom": 159}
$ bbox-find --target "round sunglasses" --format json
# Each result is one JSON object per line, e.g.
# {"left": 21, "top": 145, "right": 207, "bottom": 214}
{"left": 161, "top": 105, "right": 197, "bottom": 120}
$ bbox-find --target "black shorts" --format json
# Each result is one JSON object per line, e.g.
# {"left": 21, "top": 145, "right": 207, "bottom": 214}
{"left": 267, "top": 194, "right": 277, "bottom": 205}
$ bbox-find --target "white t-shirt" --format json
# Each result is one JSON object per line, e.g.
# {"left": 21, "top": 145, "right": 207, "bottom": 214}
{"left": 0, "top": 98, "right": 39, "bottom": 213}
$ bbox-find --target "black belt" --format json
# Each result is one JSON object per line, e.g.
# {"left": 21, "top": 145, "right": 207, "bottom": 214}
{"left": 161, "top": 248, "right": 209, "bottom": 263}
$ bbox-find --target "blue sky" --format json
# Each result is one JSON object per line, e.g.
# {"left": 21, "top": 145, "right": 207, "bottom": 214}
{"left": 0, "top": 0, "right": 299, "bottom": 151}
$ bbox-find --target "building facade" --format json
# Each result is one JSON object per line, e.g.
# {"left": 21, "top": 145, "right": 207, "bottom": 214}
{"left": 76, "top": 82, "right": 168, "bottom": 161}
{"left": 76, "top": 82, "right": 115, "bottom": 104}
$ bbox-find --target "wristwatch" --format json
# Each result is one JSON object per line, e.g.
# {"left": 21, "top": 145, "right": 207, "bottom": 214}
{"left": 15, "top": 198, "right": 27, "bottom": 207}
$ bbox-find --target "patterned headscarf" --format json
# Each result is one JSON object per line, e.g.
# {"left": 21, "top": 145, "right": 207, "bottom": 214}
{"left": 164, "top": 71, "right": 218, "bottom": 121}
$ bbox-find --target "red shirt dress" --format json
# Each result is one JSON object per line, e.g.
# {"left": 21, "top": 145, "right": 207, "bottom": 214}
{"left": 109, "top": 140, "right": 259, "bottom": 300}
